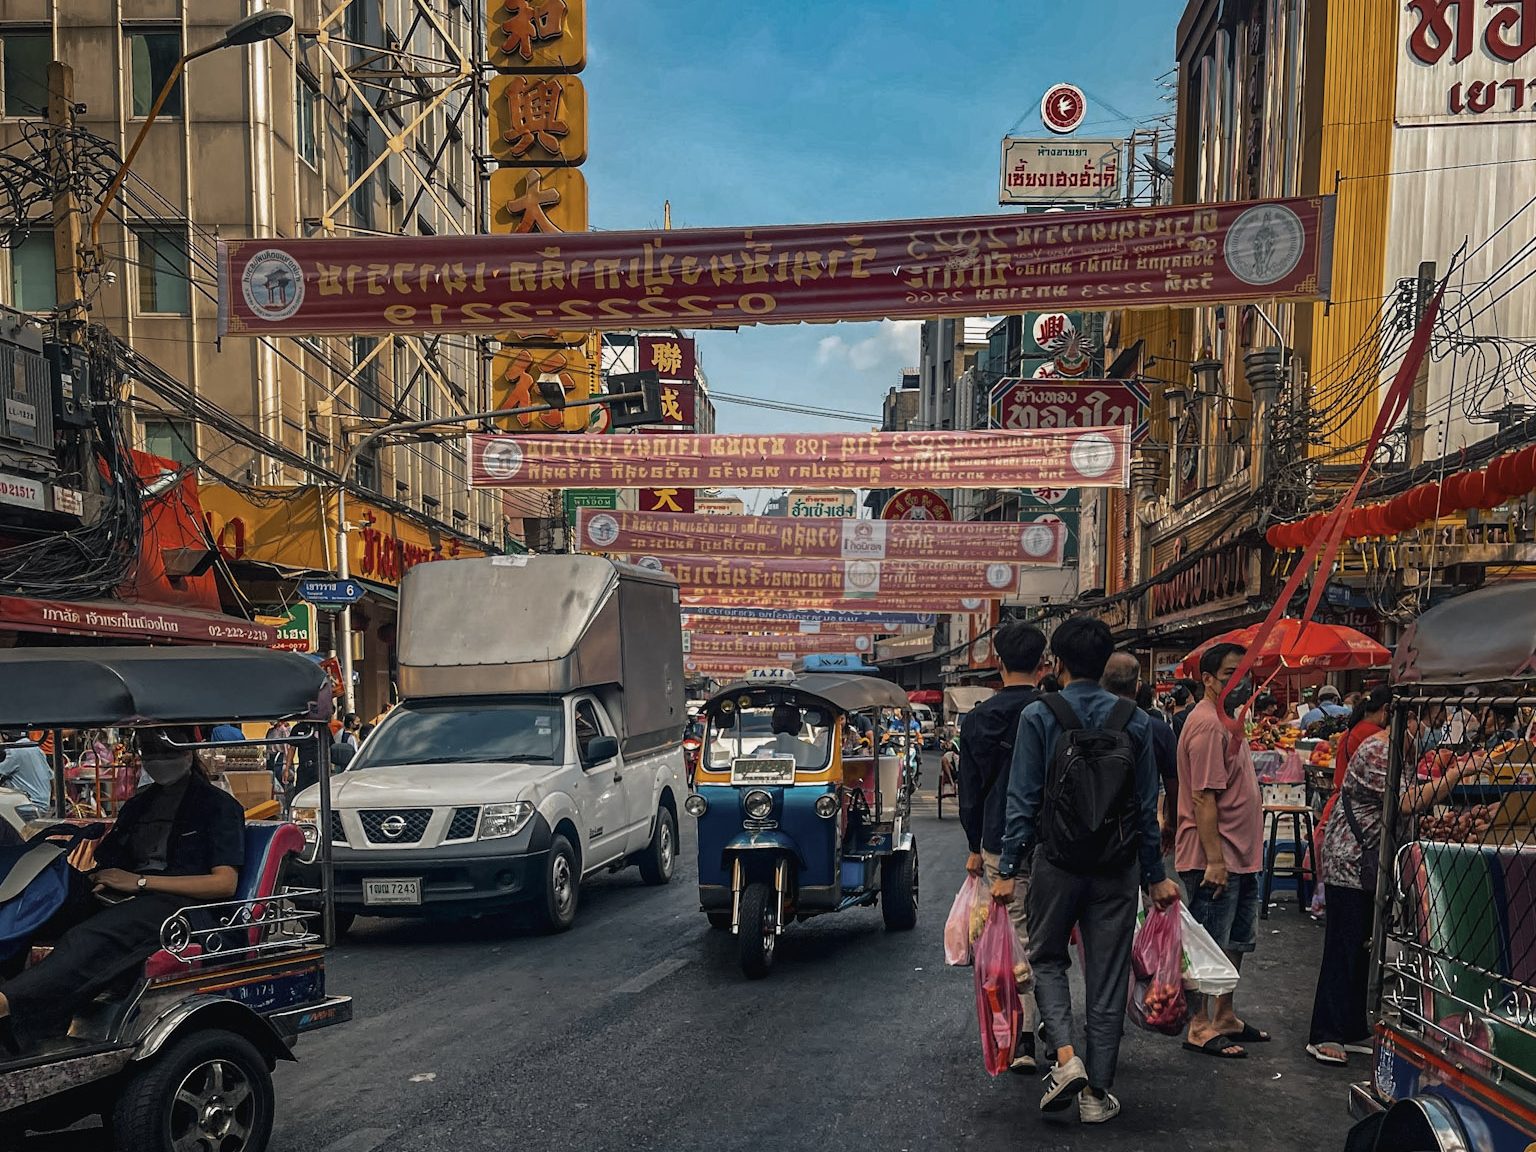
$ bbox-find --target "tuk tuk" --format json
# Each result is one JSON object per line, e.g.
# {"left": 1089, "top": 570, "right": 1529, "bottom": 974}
{"left": 1348, "top": 583, "right": 1536, "bottom": 1151}
{"left": 685, "top": 662, "right": 918, "bottom": 978}
{"left": 0, "top": 646, "right": 351, "bottom": 1152}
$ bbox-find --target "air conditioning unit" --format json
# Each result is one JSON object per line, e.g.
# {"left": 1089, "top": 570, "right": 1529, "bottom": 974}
{"left": 0, "top": 320, "right": 54, "bottom": 461}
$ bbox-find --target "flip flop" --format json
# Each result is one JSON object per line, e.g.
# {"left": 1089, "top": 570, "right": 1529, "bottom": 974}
{"left": 1307, "top": 1043, "right": 1348, "bottom": 1066}
{"left": 1183, "top": 1035, "right": 1247, "bottom": 1059}
{"left": 1224, "top": 1022, "right": 1272, "bottom": 1043}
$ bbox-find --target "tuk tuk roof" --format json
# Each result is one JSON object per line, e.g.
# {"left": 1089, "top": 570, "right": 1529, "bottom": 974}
{"left": 707, "top": 673, "right": 910, "bottom": 715}
{"left": 1392, "top": 583, "right": 1536, "bottom": 687}
{"left": 0, "top": 647, "right": 331, "bottom": 728}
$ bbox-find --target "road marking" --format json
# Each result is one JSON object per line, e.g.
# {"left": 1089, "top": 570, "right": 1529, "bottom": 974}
{"left": 613, "top": 955, "right": 690, "bottom": 995}
{"left": 319, "top": 1128, "right": 394, "bottom": 1152}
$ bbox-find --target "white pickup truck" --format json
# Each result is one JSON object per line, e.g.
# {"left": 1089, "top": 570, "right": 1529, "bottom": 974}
{"left": 294, "top": 555, "right": 687, "bottom": 933}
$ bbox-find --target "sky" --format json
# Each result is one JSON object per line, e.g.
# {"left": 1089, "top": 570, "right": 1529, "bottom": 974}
{"left": 581, "top": 0, "right": 1185, "bottom": 446}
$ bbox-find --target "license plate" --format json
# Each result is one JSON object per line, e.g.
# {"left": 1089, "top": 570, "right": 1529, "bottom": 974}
{"left": 362, "top": 878, "right": 421, "bottom": 906}
{"left": 731, "top": 757, "right": 795, "bottom": 785}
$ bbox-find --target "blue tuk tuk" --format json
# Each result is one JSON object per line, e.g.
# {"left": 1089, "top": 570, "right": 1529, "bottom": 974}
{"left": 685, "top": 661, "right": 918, "bottom": 978}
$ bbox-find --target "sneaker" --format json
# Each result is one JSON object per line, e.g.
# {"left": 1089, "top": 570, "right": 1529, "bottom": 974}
{"left": 1039, "top": 1055, "right": 1088, "bottom": 1112}
{"left": 1009, "top": 1032, "right": 1037, "bottom": 1074}
{"left": 1079, "top": 1090, "right": 1121, "bottom": 1124}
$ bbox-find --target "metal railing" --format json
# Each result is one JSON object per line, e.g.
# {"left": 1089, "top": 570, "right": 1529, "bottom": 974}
{"left": 158, "top": 887, "right": 323, "bottom": 967}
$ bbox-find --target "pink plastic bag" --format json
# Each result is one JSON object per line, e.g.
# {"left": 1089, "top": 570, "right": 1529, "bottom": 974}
{"left": 1128, "top": 902, "right": 1188, "bottom": 1035}
{"left": 974, "top": 898, "right": 1024, "bottom": 1075}
{"left": 945, "top": 875, "right": 981, "bottom": 967}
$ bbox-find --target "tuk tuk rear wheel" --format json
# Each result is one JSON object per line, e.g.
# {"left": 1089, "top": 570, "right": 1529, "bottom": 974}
{"left": 881, "top": 849, "right": 918, "bottom": 931}
{"left": 738, "top": 881, "right": 776, "bottom": 979}
{"left": 110, "top": 1027, "right": 274, "bottom": 1152}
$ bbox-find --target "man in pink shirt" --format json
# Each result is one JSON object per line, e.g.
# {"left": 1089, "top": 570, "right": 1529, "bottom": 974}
{"left": 1176, "top": 642, "right": 1267, "bottom": 1059}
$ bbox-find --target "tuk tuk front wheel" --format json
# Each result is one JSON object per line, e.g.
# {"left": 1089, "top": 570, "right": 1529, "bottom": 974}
{"left": 111, "top": 1028, "right": 274, "bottom": 1152}
{"left": 738, "top": 881, "right": 777, "bottom": 979}
{"left": 881, "top": 849, "right": 918, "bottom": 931}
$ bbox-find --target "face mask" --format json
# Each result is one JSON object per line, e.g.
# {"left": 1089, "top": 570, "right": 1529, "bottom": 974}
{"left": 143, "top": 754, "right": 192, "bottom": 786}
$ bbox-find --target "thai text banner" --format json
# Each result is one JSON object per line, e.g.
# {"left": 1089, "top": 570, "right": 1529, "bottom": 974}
{"left": 576, "top": 509, "right": 1066, "bottom": 565}
{"left": 686, "top": 633, "right": 876, "bottom": 657}
{"left": 469, "top": 428, "right": 1129, "bottom": 490}
{"left": 640, "top": 555, "right": 1024, "bottom": 596}
{"left": 681, "top": 606, "right": 936, "bottom": 627}
{"left": 217, "top": 196, "right": 1335, "bottom": 336}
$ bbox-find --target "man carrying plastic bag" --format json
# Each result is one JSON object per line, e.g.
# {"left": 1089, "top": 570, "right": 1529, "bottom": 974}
{"left": 992, "top": 621, "right": 1180, "bottom": 1126}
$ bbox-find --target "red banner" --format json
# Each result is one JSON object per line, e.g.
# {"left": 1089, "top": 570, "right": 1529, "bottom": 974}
{"left": 578, "top": 508, "right": 1065, "bottom": 564}
{"left": 991, "top": 378, "right": 1150, "bottom": 442}
{"left": 640, "top": 555, "right": 1024, "bottom": 597}
{"left": 683, "top": 617, "right": 889, "bottom": 636}
{"left": 471, "top": 428, "right": 1128, "bottom": 490}
{"left": 683, "top": 591, "right": 999, "bottom": 611}
{"left": 218, "top": 197, "right": 1335, "bottom": 336}
{"left": 687, "top": 632, "right": 876, "bottom": 658}
{"left": 0, "top": 594, "right": 275, "bottom": 646}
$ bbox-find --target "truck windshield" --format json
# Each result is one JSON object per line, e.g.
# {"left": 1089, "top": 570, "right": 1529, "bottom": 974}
{"left": 356, "top": 703, "right": 565, "bottom": 767}
{"left": 706, "top": 706, "right": 831, "bottom": 770}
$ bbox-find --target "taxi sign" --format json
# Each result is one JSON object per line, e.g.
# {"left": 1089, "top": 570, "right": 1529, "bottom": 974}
{"left": 795, "top": 653, "right": 874, "bottom": 674}
{"left": 745, "top": 668, "right": 797, "bottom": 683}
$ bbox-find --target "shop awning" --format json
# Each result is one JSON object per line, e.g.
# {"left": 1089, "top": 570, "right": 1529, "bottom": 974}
{"left": 0, "top": 594, "right": 275, "bottom": 647}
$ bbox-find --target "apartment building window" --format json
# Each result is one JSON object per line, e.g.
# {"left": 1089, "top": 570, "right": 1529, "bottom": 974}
{"left": 295, "top": 72, "right": 319, "bottom": 167}
{"left": 132, "top": 224, "right": 191, "bottom": 314}
{"left": 7, "top": 228, "right": 56, "bottom": 312}
{"left": 129, "top": 29, "right": 183, "bottom": 117}
{"left": 305, "top": 433, "right": 330, "bottom": 472}
{"left": 2, "top": 31, "right": 51, "bottom": 117}
{"left": 347, "top": 121, "right": 373, "bottom": 229}
{"left": 355, "top": 450, "right": 378, "bottom": 493}
{"left": 142, "top": 417, "right": 195, "bottom": 467}
{"left": 353, "top": 336, "right": 382, "bottom": 418}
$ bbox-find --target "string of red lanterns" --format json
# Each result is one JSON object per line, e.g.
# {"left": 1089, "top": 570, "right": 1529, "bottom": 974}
{"left": 1265, "top": 445, "right": 1536, "bottom": 550}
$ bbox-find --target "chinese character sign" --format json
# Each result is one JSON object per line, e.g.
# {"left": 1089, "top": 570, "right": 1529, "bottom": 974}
{"left": 640, "top": 488, "right": 695, "bottom": 514}
{"left": 638, "top": 335, "right": 697, "bottom": 381}
{"left": 489, "top": 0, "right": 587, "bottom": 72}
{"left": 489, "top": 75, "right": 588, "bottom": 164}
{"left": 218, "top": 196, "right": 1337, "bottom": 337}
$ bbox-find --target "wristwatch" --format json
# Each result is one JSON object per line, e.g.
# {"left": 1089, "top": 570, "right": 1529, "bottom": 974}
{"left": 136, "top": 875, "right": 148, "bottom": 891}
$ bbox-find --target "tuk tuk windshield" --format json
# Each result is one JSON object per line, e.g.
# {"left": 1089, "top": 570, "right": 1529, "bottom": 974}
{"left": 356, "top": 701, "right": 565, "bottom": 767}
{"left": 706, "top": 704, "right": 832, "bottom": 771}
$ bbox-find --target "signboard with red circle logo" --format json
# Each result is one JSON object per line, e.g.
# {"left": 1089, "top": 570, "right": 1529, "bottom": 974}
{"left": 882, "top": 489, "right": 953, "bottom": 522}
{"left": 1041, "top": 83, "right": 1087, "bottom": 135}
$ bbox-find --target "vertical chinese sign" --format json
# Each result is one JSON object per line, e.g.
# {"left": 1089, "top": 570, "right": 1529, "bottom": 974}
{"left": 637, "top": 334, "right": 699, "bottom": 513}
{"left": 487, "top": 0, "right": 592, "bottom": 434}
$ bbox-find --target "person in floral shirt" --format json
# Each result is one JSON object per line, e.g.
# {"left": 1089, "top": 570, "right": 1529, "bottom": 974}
{"left": 1307, "top": 719, "right": 1470, "bottom": 1066}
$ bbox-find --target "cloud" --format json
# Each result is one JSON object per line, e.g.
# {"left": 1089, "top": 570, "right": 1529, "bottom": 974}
{"left": 813, "top": 319, "right": 920, "bottom": 373}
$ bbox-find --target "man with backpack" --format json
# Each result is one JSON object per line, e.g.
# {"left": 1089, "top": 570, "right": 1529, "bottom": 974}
{"left": 993, "top": 617, "right": 1179, "bottom": 1124}
{"left": 958, "top": 621, "right": 1049, "bottom": 1072}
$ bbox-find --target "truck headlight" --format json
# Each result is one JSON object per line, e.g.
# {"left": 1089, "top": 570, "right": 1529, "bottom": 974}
{"left": 292, "top": 806, "right": 319, "bottom": 847}
{"left": 480, "top": 801, "right": 536, "bottom": 840}
{"left": 814, "top": 794, "right": 840, "bottom": 819}
{"left": 684, "top": 794, "right": 708, "bottom": 817}
{"left": 743, "top": 790, "right": 773, "bottom": 820}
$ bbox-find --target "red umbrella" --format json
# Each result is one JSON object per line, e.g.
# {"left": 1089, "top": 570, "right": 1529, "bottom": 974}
{"left": 1178, "top": 619, "right": 1391, "bottom": 678}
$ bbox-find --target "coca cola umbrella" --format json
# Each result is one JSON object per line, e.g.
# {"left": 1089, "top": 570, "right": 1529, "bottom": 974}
{"left": 1178, "top": 619, "right": 1391, "bottom": 678}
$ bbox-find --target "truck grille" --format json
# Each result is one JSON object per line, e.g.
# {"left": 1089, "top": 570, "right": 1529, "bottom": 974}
{"left": 330, "top": 812, "right": 347, "bottom": 845}
{"left": 445, "top": 806, "right": 480, "bottom": 841}
{"left": 360, "top": 808, "right": 431, "bottom": 845}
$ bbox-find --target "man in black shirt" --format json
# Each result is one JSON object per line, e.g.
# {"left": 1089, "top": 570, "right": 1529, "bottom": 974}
{"left": 0, "top": 727, "right": 245, "bottom": 1047}
{"left": 1104, "top": 653, "right": 1180, "bottom": 857}
{"left": 959, "top": 621, "right": 1048, "bottom": 1072}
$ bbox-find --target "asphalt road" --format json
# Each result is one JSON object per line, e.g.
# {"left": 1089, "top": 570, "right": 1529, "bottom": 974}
{"left": 23, "top": 787, "right": 1359, "bottom": 1151}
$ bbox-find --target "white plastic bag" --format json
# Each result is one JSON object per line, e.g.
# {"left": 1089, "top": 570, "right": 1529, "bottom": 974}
{"left": 944, "top": 875, "right": 981, "bottom": 966}
{"left": 1179, "top": 904, "right": 1241, "bottom": 996}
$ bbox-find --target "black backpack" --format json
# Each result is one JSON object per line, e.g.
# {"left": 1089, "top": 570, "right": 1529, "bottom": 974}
{"left": 1038, "top": 695, "right": 1140, "bottom": 874}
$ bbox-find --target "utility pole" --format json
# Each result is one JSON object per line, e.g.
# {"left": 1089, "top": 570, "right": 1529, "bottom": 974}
{"left": 1408, "top": 260, "right": 1436, "bottom": 467}
{"left": 47, "top": 61, "right": 87, "bottom": 341}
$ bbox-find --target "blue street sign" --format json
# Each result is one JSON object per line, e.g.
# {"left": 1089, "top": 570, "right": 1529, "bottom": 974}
{"left": 298, "top": 577, "right": 366, "bottom": 606}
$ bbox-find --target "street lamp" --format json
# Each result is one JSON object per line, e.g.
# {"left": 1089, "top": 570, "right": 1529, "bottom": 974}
{"left": 88, "top": 9, "right": 294, "bottom": 253}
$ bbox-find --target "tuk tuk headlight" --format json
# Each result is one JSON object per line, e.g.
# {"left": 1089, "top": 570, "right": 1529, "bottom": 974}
{"left": 481, "top": 801, "right": 536, "bottom": 840}
{"left": 743, "top": 790, "right": 773, "bottom": 820}
{"left": 684, "top": 794, "right": 708, "bottom": 818}
{"left": 814, "top": 794, "right": 840, "bottom": 819}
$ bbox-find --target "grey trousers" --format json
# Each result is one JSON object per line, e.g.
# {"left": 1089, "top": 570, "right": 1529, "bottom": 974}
{"left": 1026, "top": 851, "right": 1139, "bottom": 1092}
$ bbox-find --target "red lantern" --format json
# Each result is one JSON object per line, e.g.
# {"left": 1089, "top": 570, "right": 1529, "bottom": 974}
{"left": 1478, "top": 467, "right": 1504, "bottom": 509}
{"left": 1514, "top": 446, "right": 1536, "bottom": 493}
{"left": 1388, "top": 493, "right": 1417, "bottom": 531}
{"left": 1370, "top": 505, "right": 1394, "bottom": 536}
{"left": 1489, "top": 454, "right": 1517, "bottom": 500}
{"left": 1265, "top": 525, "right": 1282, "bottom": 548}
{"left": 1411, "top": 482, "right": 1442, "bottom": 521}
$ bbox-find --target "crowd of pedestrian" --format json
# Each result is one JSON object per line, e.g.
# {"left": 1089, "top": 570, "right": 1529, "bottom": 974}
{"left": 957, "top": 617, "right": 1272, "bottom": 1125}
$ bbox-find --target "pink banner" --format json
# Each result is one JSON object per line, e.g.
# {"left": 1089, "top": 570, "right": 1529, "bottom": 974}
{"left": 683, "top": 617, "right": 889, "bottom": 636}
{"left": 469, "top": 428, "right": 1129, "bottom": 490}
{"left": 635, "top": 555, "right": 1023, "bottom": 597}
{"left": 578, "top": 509, "right": 1065, "bottom": 565}
{"left": 687, "top": 633, "right": 877, "bottom": 658}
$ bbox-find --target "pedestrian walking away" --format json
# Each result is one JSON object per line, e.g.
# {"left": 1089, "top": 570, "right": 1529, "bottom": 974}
{"left": 1176, "top": 642, "right": 1268, "bottom": 1059}
{"left": 994, "top": 617, "right": 1179, "bottom": 1125}
{"left": 958, "top": 621, "right": 1048, "bottom": 1072}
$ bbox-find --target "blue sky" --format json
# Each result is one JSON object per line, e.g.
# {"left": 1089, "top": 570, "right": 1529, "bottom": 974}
{"left": 583, "top": 0, "right": 1184, "bottom": 439}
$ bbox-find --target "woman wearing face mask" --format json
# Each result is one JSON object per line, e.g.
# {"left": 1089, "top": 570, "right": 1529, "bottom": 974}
{"left": 0, "top": 726, "right": 244, "bottom": 1050}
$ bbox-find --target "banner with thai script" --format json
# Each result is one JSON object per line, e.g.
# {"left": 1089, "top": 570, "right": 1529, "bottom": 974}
{"left": 217, "top": 196, "right": 1335, "bottom": 337}
{"left": 636, "top": 556, "right": 1024, "bottom": 597}
{"left": 682, "top": 591, "right": 1000, "bottom": 612}
{"left": 469, "top": 427, "right": 1129, "bottom": 490}
{"left": 578, "top": 508, "right": 1066, "bottom": 565}
{"left": 686, "top": 633, "right": 877, "bottom": 658}
{"left": 683, "top": 617, "right": 888, "bottom": 636}
{"left": 682, "top": 606, "right": 936, "bottom": 628}
{"left": 989, "top": 378, "right": 1149, "bottom": 442}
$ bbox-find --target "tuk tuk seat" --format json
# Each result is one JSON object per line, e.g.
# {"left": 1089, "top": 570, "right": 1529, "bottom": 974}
{"left": 141, "top": 821, "right": 306, "bottom": 978}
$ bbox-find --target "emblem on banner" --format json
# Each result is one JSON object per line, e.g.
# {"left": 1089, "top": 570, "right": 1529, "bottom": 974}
{"left": 985, "top": 564, "right": 1015, "bottom": 591}
{"left": 636, "top": 556, "right": 664, "bottom": 572}
{"left": 481, "top": 439, "right": 526, "bottom": 480}
{"left": 240, "top": 249, "right": 305, "bottom": 322}
{"left": 1224, "top": 204, "right": 1306, "bottom": 287}
{"left": 1021, "top": 522, "right": 1059, "bottom": 559}
{"left": 845, "top": 561, "right": 881, "bottom": 595}
{"left": 586, "top": 513, "right": 619, "bottom": 547}
{"left": 960, "top": 598, "right": 985, "bottom": 611}
{"left": 1069, "top": 432, "right": 1117, "bottom": 479}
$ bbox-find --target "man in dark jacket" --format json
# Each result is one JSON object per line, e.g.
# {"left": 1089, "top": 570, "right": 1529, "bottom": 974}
{"left": 959, "top": 620, "right": 1048, "bottom": 1071}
